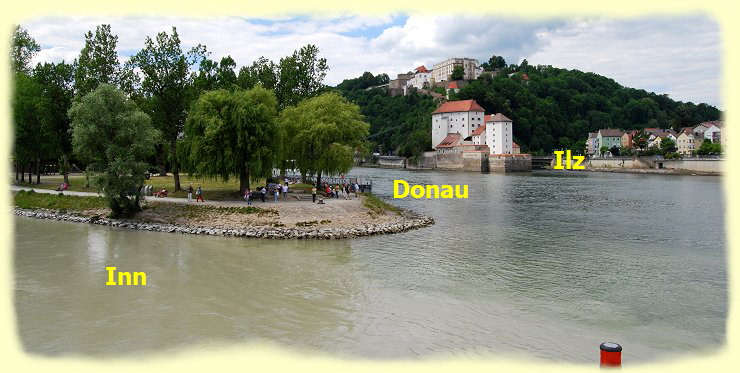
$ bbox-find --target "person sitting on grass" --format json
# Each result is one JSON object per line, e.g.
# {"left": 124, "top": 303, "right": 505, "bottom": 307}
{"left": 55, "top": 182, "right": 69, "bottom": 191}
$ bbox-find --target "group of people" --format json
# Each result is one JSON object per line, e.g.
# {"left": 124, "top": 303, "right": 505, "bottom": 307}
{"left": 242, "top": 183, "right": 289, "bottom": 205}
{"left": 186, "top": 185, "right": 204, "bottom": 202}
{"left": 311, "top": 181, "right": 361, "bottom": 202}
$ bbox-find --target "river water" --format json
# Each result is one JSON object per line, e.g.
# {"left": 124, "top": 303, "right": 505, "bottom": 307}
{"left": 14, "top": 168, "right": 727, "bottom": 363}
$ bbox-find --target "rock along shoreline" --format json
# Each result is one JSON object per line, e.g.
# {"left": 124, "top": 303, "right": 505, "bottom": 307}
{"left": 12, "top": 207, "right": 435, "bottom": 239}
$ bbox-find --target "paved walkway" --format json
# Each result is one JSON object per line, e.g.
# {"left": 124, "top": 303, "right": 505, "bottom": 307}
{"left": 11, "top": 185, "right": 356, "bottom": 208}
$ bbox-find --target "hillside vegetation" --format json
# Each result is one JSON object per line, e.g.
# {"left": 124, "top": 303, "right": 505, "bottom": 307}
{"left": 336, "top": 63, "right": 721, "bottom": 155}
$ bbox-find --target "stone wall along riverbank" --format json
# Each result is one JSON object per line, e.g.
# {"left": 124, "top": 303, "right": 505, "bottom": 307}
{"left": 12, "top": 207, "right": 435, "bottom": 239}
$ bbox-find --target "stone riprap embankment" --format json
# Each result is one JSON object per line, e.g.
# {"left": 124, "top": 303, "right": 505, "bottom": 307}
{"left": 12, "top": 207, "right": 434, "bottom": 239}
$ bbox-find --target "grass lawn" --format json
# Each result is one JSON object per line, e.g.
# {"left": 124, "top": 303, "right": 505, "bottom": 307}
{"left": 13, "top": 173, "right": 318, "bottom": 202}
{"left": 360, "top": 192, "right": 401, "bottom": 217}
{"left": 14, "top": 190, "right": 107, "bottom": 210}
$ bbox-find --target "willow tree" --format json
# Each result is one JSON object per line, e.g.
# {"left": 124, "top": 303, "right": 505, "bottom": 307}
{"left": 278, "top": 92, "right": 368, "bottom": 187}
{"left": 69, "top": 84, "right": 160, "bottom": 217}
{"left": 182, "top": 85, "right": 279, "bottom": 193}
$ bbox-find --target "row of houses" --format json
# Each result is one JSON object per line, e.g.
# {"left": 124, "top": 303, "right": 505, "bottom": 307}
{"left": 431, "top": 99, "right": 520, "bottom": 155}
{"left": 586, "top": 121, "right": 724, "bottom": 156}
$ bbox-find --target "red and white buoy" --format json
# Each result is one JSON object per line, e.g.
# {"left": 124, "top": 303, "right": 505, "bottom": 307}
{"left": 600, "top": 342, "right": 622, "bottom": 368}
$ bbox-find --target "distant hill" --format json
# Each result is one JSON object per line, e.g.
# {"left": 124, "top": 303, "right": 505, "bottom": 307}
{"left": 335, "top": 64, "right": 721, "bottom": 155}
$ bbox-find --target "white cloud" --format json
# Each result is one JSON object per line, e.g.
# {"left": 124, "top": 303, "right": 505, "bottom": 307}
{"left": 526, "top": 16, "right": 721, "bottom": 107}
{"left": 21, "top": 14, "right": 721, "bottom": 108}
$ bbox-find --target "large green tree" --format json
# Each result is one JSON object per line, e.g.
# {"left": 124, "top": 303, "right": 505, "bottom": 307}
{"left": 74, "top": 24, "right": 120, "bottom": 97}
{"left": 129, "top": 27, "right": 207, "bottom": 190}
{"left": 68, "top": 84, "right": 160, "bottom": 217}
{"left": 659, "top": 137, "right": 677, "bottom": 155}
{"left": 11, "top": 25, "right": 40, "bottom": 74}
{"left": 275, "top": 44, "right": 329, "bottom": 108}
{"left": 13, "top": 73, "right": 51, "bottom": 183}
{"left": 481, "top": 55, "right": 507, "bottom": 71}
{"left": 182, "top": 86, "right": 279, "bottom": 192}
{"left": 237, "top": 56, "right": 278, "bottom": 91}
{"left": 278, "top": 92, "right": 369, "bottom": 187}
{"left": 34, "top": 61, "right": 75, "bottom": 183}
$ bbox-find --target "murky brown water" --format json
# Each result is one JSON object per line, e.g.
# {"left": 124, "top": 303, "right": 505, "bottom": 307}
{"left": 14, "top": 168, "right": 727, "bottom": 362}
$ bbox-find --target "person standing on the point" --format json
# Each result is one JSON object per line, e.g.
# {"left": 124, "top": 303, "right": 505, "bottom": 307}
{"left": 274, "top": 184, "right": 280, "bottom": 203}
{"left": 196, "top": 186, "right": 204, "bottom": 202}
{"left": 312, "top": 185, "right": 317, "bottom": 203}
{"left": 260, "top": 186, "right": 266, "bottom": 203}
{"left": 282, "top": 183, "right": 288, "bottom": 200}
{"left": 187, "top": 184, "right": 193, "bottom": 202}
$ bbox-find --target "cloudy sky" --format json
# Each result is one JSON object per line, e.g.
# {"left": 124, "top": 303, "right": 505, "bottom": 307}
{"left": 22, "top": 14, "right": 722, "bottom": 108}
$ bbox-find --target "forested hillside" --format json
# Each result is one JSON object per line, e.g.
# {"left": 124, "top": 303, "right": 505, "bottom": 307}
{"left": 338, "top": 82, "right": 437, "bottom": 157}
{"left": 336, "top": 62, "right": 721, "bottom": 155}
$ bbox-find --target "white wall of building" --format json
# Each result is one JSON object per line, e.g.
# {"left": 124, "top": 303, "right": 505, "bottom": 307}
{"left": 705, "top": 126, "right": 721, "bottom": 142}
{"left": 407, "top": 72, "right": 431, "bottom": 89}
{"left": 432, "top": 58, "right": 480, "bottom": 82}
{"left": 432, "top": 111, "right": 485, "bottom": 148}
{"left": 485, "top": 120, "right": 513, "bottom": 154}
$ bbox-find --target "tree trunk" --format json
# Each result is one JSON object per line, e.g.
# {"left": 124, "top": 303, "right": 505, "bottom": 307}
{"left": 27, "top": 161, "right": 32, "bottom": 184}
{"left": 156, "top": 144, "right": 167, "bottom": 176}
{"left": 280, "top": 160, "right": 287, "bottom": 183}
{"left": 133, "top": 181, "right": 144, "bottom": 210}
{"left": 170, "top": 137, "right": 181, "bottom": 191}
{"left": 316, "top": 171, "right": 321, "bottom": 190}
{"left": 63, "top": 153, "right": 70, "bottom": 184}
{"left": 239, "top": 165, "right": 250, "bottom": 193}
{"left": 21, "top": 163, "right": 25, "bottom": 182}
{"left": 15, "top": 161, "right": 19, "bottom": 181}
{"left": 36, "top": 158, "right": 41, "bottom": 184}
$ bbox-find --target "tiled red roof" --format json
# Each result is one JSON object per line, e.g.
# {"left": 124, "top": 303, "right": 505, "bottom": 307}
{"left": 447, "top": 81, "right": 459, "bottom": 89}
{"left": 512, "top": 142, "right": 520, "bottom": 148}
{"left": 415, "top": 65, "right": 429, "bottom": 73}
{"left": 436, "top": 133, "right": 462, "bottom": 148}
{"left": 521, "top": 73, "right": 529, "bottom": 81}
{"left": 432, "top": 99, "right": 485, "bottom": 114}
{"left": 472, "top": 126, "right": 486, "bottom": 136}
{"left": 483, "top": 114, "right": 491, "bottom": 124}
{"left": 488, "top": 113, "right": 512, "bottom": 122}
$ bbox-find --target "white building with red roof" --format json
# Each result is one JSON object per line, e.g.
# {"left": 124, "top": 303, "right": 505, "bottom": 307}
{"left": 486, "top": 113, "right": 514, "bottom": 154}
{"left": 406, "top": 65, "right": 433, "bottom": 91}
{"left": 432, "top": 100, "right": 516, "bottom": 155}
{"left": 431, "top": 99, "right": 486, "bottom": 149}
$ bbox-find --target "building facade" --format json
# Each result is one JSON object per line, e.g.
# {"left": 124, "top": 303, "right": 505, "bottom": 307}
{"left": 431, "top": 100, "right": 486, "bottom": 149}
{"left": 485, "top": 113, "right": 514, "bottom": 155}
{"left": 405, "top": 65, "right": 432, "bottom": 90}
{"left": 432, "top": 58, "right": 481, "bottom": 82}
{"left": 597, "top": 129, "right": 623, "bottom": 152}
{"left": 431, "top": 100, "right": 515, "bottom": 155}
